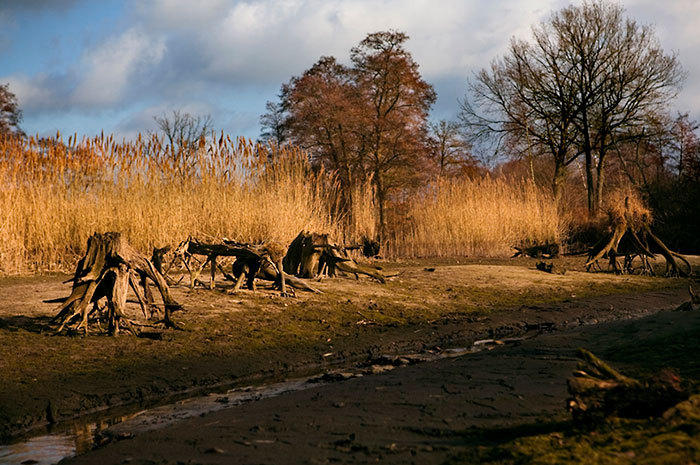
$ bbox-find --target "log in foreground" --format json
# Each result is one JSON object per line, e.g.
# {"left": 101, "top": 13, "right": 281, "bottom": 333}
{"left": 567, "top": 348, "right": 688, "bottom": 423}
{"left": 53, "top": 232, "right": 182, "bottom": 335}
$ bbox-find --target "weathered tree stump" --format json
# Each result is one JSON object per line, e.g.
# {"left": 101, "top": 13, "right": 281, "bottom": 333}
{"left": 53, "top": 232, "right": 182, "bottom": 334}
{"left": 567, "top": 349, "right": 688, "bottom": 423}
{"left": 585, "top": 195, "right": 691, "bottom": 277}
{"left": 283, "top": 231, "right": 387, "bottom": 283}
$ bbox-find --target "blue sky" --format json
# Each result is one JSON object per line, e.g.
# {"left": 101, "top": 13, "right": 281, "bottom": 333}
{"left": 2, "top": 0, "right": 699, "bottom": 140}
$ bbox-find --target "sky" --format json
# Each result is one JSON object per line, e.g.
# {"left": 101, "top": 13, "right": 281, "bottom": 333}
{"left": 1, "top": 0, "right": 699, "bottom": 141}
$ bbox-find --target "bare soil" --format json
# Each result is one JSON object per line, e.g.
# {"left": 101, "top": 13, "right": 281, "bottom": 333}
{"left": 0, "top": 256, "right": 696, "bottom": 446}
{"left": 62, "top": 300, "right": 700, "bottom": 465}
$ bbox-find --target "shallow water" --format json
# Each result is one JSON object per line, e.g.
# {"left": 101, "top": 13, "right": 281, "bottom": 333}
{"left": 0, "top": 344, "right": 490, "bottom": 465}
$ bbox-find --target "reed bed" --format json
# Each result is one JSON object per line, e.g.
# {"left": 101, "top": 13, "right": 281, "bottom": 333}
{"left": 0, "top": 134, "right": 354, "bottom": 274}
{"left": 388, "top": 176, "right": 562, "bottom": 258}
{"left": 1, "top": 133, "right": 563, "bottom": 274}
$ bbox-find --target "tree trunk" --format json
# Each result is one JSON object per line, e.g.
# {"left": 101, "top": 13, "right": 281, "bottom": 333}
{"left": 375, "top": 171, "right": 386, "bottom": 245}
{"left": 552, "top": 161, "right": 567, "bottom": 205}
{"left": 595, "top": 152, "right": 606, "bottom": 214}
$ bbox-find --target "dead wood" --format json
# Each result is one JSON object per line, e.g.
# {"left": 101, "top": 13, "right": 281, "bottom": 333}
{"left": 535, "top": 261, "right": 566, "bottom": 275}
{"left": 53, "top": 232, "right": 182, "bottom": 335}
{"left": 283, "top": 231, "right": 386, "bottom": 283}
{"left": 512, "top": 241, "right": 560, "bottom": 259}
{"left": 585, "top": 196, "right": 691, "bottom": 277}
{"left": 231, "top": 258, "right": 321, "bottom": 294}
{"left": 165, "top": 237, "right": 301, "bottom": 296}
{"left": 566, "top": 349, "right": 688, "bottom": 423}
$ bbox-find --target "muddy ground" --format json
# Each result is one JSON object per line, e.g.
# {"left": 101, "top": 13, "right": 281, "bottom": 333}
{"left": 62, "top": 300, "right": 700, "bottom": 465}
{"left": 0, "top": 257, "right": 697, "bottom": 449}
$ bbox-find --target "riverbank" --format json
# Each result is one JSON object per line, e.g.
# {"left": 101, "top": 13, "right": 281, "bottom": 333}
{"left": 0, "top": 257, "right": 694, "bottom": 442}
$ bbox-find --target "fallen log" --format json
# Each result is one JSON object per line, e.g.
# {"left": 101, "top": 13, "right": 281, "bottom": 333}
{"left": 53, "top": 232, "right": 182, "bottom": 335}
{"left": 512, "top": 241, "right": 560, "bottom": 259}
{"left": 566, "top": 348, "right": 688, "bottom": 423}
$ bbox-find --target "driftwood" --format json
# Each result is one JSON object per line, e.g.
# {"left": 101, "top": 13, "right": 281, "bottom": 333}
{"left": 585, "top": 196, "right": 691, "bottom": 277}
{"left": 53, "top": 232, "right": 182, "bottom": 335}
{"left": 512, "top": 241, "right": 560, "bottom": 259}
{"left": 283, "top": 231, "right": 386, "bottom": 283}
{"left": 162, "top": 237, "right": 315, "bottom": 296}
{"left": 231, "top": 258, "right": 321, "bottom": 294}
{"left": 566, "top": 349, "right": 688, "bottom": 423}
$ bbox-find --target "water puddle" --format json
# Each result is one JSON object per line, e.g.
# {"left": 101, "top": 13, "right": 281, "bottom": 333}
{"left": 0, "top": 340, "right": 518, "bottom": 465}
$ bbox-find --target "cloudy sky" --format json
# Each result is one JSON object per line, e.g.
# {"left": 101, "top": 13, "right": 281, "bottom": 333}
{"left": 1, "top": 0, "right": 699, "bottom": 140}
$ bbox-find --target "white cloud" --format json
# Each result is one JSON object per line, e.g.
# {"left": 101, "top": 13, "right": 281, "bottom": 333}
{"left": 4, "top": 0, "right": 700, "bottom": 135}
{"left": 3, "top": 74, "right": 57, "bottom": 110}
{"left": 71, "top": 28, "right": 166, "bottom": 106}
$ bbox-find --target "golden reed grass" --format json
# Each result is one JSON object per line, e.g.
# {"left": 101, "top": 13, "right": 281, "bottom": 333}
{"left": 0, "top": 133, "right": 354, "bottom": 274}
{"left": 0, "top": 133, "right": 562, "bottom": 274}
{"left": 387, "top": 176, "right": 562, "bottom": 258}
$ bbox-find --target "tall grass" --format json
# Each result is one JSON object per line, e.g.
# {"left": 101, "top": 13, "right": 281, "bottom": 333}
{"left": 388, "top": 176, "right": 562, "bottom": 258}
{"left": 0, "top": 134, "right": 358, "bottom": 274}
{"left": 1, "top": 133, "right": 563, "bottom": 274}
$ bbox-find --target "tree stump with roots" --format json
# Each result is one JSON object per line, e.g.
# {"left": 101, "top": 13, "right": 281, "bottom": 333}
{"left": 283, "top": 231, "right": 387, "bottom": 283}
{"left": 52, "top": 232, "right": 182, "bottom": 335}
{"left": 585, "top": 195, "right": 691, "bottom": 277}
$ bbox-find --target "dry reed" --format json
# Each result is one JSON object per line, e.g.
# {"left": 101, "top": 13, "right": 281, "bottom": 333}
{"left": 388, "top": 176, "right": 562, "bottom": 258}
{"left": 1, "top": 133, "right": 564, "bottom": 274}
{"left": 0, "top": 134, "right": 356, "bottom": 274}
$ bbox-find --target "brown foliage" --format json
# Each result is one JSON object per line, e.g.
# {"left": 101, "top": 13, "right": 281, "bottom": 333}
{"left": 270, "top": 31, "right": 436, "bottom": 241}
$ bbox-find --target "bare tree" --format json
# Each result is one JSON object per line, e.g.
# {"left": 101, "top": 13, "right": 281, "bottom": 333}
{"left": 461, "top": 30, "right": 581, "bottom": 202}
{"left": 462, "top": 1, "right": 684, "bottom": 213}
{"left": 0, "top": 83, "right": 24, "bottom": 137}
{"left": 426, "top": 120, "right": 478, "bottom": 178}
{"left": 151, "top": 110, "right": 214, "bottom": 180}
{"left": 551, "top": 1, "right": 684, "bottom": 214}
{"left": 259, "top": 100, "right": 288, "bottom": 146}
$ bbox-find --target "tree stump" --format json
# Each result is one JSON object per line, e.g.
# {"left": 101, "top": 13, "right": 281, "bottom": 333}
{"left": 283, "top": 231, "right": 386, "bottom": 283}
{"left": 585, "top": 195, "right": 691, "bottom": 277}
{"left": 52, "top": 232, "right": 182, "bottom": 334}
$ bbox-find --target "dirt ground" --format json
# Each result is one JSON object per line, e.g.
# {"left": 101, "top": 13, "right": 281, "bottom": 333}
{"left": 0, "top": 256, "right": 697, "bottom": 447}
{"left": 62, "top": 304, "right": 700, "bottom": 465}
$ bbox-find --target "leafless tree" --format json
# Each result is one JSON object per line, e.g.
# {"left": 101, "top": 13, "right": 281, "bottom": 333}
{"left": 150, "top": 110, "right": 214, "bottom": 180}
{"left": 0, "top": 83, "right": 24, "bottom": 137}
{"left": 462, "top": 1, "right": 684, "bottom": 213}
{"left": 426, "top": 120, "right": 478, "bottom": 178}
{"left": 259, "top": 100, "right": 288, "bottom": 146}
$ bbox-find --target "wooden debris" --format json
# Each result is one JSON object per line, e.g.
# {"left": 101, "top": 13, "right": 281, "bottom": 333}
{"left": 675, "top": 285, "right": 700, "bottom": 311}
{"left": 566, "top": 348, "right": 688, "bottom": 423}
{"left": 535, "top": 261, "right": 566, "bottom": 275}
{"left": 512, "top": 241, "right": 560, "bottom": 259}
{"left": 283, "top": 231, "right": 386, "bottom": 283}
{"left": 585, "top": 195, "right": 691, "bottom": 277}
{"left": 53, "top": 232, "right": 182, "bottom": 335}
